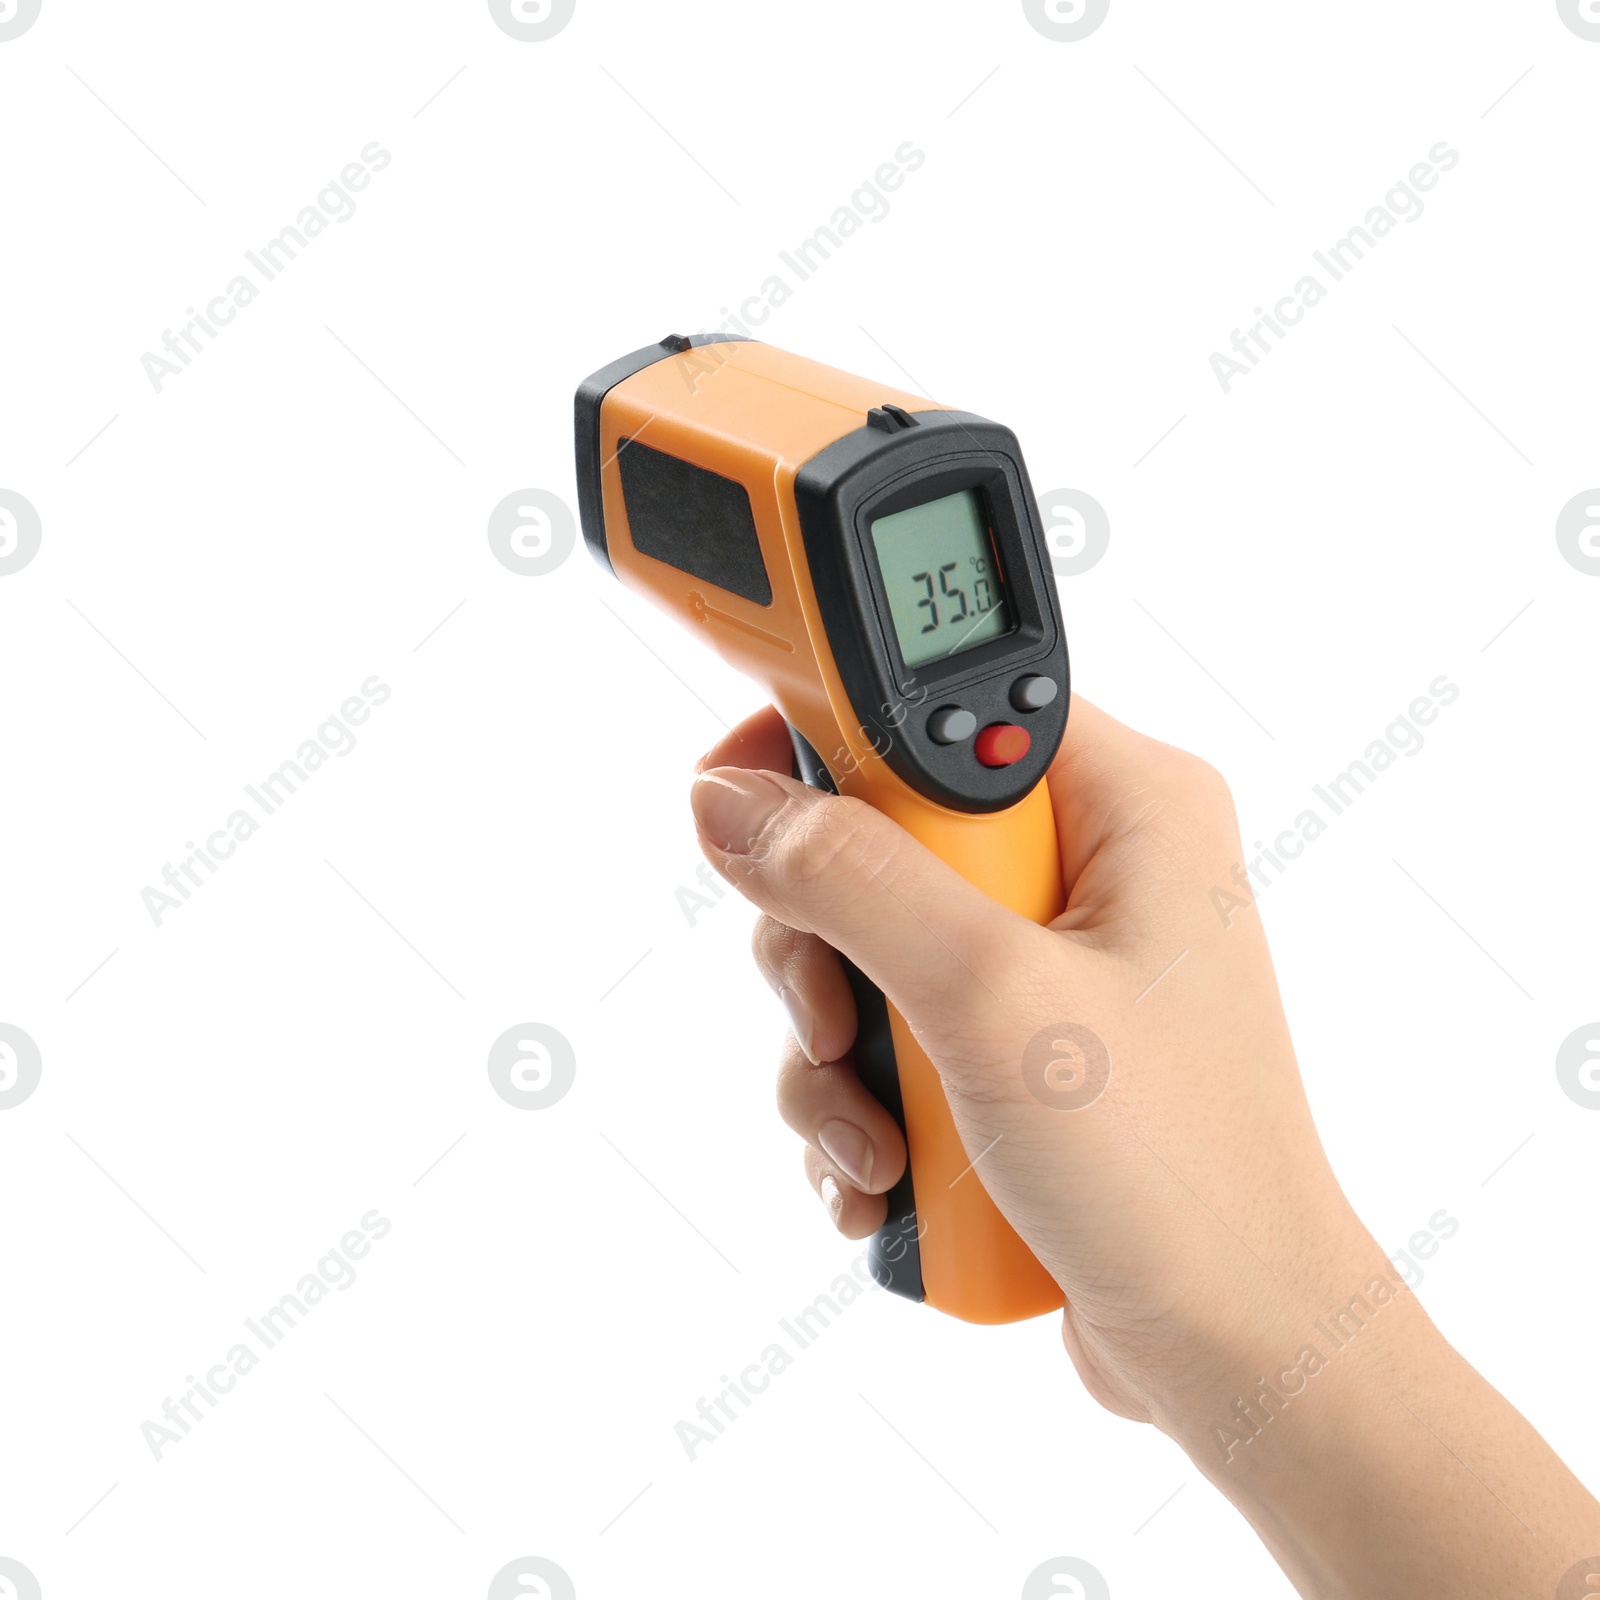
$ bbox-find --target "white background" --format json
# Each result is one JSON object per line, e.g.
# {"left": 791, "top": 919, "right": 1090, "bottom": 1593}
{"left": 2, "top": 2, "right": 1598, "bottom": 1596}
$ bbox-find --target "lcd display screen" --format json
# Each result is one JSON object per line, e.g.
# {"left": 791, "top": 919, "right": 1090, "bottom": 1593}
{"left": 869, "top": 488, "right": 1014, "bottom": 668}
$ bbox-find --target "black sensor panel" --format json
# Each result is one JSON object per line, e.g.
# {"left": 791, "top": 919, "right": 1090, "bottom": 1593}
{"left": 617, "top": 437, "right": 772, "bottom": 606}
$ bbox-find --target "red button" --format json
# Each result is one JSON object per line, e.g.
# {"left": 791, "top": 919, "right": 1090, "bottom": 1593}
{"left": 973, "top": 723, "right": 1030, "bottom": 767}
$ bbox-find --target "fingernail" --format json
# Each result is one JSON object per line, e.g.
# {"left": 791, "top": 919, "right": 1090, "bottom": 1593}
{"left": 818, "top": 1119, "right": 874, "bottom": 1190}
{"left": 691, "top": 769, "right": 788, "bottom": 854}
{"left": 777, "top": 987, "right": 820, "bottom": 1065}
{"left": 820, "top": 1174, "right": 845, "bottom": 1222}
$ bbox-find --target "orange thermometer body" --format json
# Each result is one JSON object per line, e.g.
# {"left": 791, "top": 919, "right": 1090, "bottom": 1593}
{"left": 575, "top": 335, "right": 1069, "bottom": 1324}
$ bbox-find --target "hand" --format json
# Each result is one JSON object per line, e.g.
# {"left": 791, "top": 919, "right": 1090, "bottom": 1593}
{"left": 690, "top": 694, "right": 1356, "bottom": 1422}
{"left": 690, "top": 694, "right": 1600, "bottom": 1599}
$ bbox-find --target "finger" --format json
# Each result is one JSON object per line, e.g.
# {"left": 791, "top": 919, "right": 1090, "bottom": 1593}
{"left": 690, "top": 767, "right": 1048, "bottom": 1031}
{"left": 696, "top": 704, "right": 793, "bottom": 777}
{"left": 751, "top": 916, "right": 857, "bottom": 1067}
{"left": 1045, "top": 693, "right": 1233, "bottom": 917}
{"left": 803, "top": 1143, "right": 887, "bottom": 1240}
{"left": 1044, "top": 694, "right": 1164, "bottom": 889}
{"left": 775, "top": 1030, "right": 907, "bottom": 1196}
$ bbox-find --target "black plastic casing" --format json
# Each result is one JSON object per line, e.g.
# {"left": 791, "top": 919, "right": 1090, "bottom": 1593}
{"left": 789, "top": 723, "right": 924, "bottom": 1302}
{"left": 794, "top": 411, "right": 1069, "bottom": 813}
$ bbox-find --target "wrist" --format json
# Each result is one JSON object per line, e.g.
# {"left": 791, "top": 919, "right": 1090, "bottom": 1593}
{"left": 1055, "top": 1202, "right": 1423, "bottom": 1439}
{"left": 1151, "top": 1245, "right": 1445, "bottom": 1472}
{"left": 1139, "top": 1258, "right": 1600, "bottom": 1599}
{"left": 1084, "top": 1196, "right": 1434, "bottom": 1449}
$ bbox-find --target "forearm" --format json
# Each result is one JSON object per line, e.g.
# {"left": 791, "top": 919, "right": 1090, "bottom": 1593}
{"left": 1151, "top": 1236, "right": 1600, "bottom": 1599}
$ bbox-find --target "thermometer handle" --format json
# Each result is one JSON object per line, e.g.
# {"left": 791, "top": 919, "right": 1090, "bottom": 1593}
{"left": 787, "top": 724, "right": 1063, "bottom": 1322}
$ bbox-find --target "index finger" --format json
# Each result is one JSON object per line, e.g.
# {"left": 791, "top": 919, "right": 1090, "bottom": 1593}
{"left": 696, "top": 704, "right": 795, "bottom": 776}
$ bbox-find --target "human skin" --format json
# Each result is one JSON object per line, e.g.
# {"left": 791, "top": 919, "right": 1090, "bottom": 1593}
{"left": 689, "top": 695, "right": 1600, "bottom": 1600}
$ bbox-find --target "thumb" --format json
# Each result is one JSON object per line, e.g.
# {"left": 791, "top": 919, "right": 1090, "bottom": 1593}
{"left": 690, "top": 767, "right": 1048, "bottom": 1039}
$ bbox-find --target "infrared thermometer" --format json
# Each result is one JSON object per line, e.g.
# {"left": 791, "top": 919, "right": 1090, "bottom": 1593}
{"left": 575, "top": 335, "right": 1069, "bottom": 1325}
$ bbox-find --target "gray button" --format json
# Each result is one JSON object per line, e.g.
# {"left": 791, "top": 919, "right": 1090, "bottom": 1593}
{"left": 1011, "top": 674, "right": 1058, "bottom": 712}
{"left": 927, "top": 706, "right": 977, "bottom": 744}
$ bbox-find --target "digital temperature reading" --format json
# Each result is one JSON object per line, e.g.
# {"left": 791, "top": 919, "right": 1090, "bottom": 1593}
{"left": 870, "top": 488, "right": 1014, "bottom": 668}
